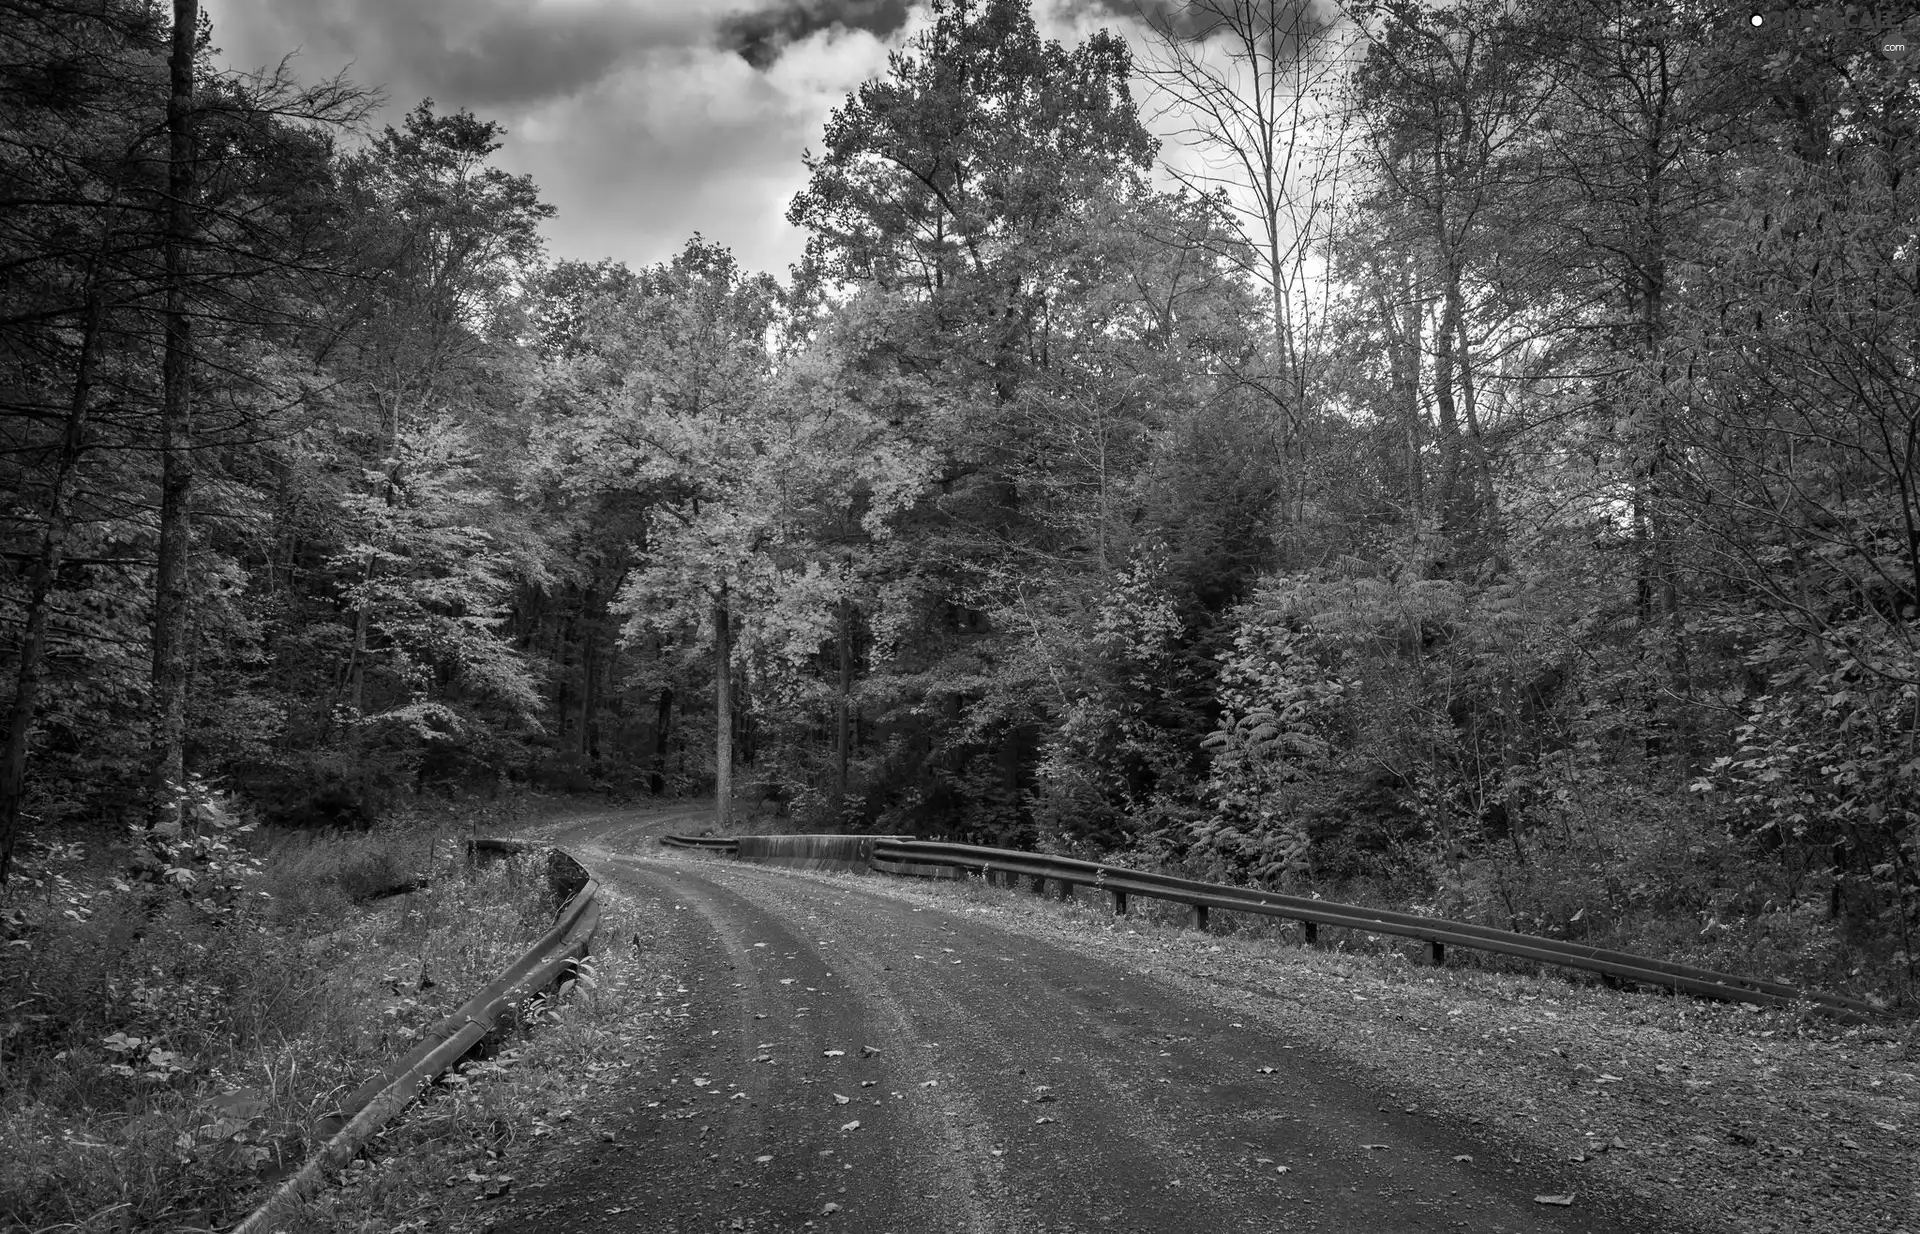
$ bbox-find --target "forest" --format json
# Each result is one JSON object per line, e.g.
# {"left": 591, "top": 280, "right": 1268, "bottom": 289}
{"left": 2, "top": 0, "right": 1916, "bottom": 1003}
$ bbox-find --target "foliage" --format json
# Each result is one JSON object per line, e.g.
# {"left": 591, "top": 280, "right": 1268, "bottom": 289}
{"left": 1, "top": 0, "right": 1915, "bottom": 1031}
{"left": 0, "top": 797, "right": 557, "bottom": 1231}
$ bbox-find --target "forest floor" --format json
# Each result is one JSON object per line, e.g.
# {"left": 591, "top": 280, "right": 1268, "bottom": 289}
{"left": 275, "top": 805, "right": 1919, "bottom": 1234}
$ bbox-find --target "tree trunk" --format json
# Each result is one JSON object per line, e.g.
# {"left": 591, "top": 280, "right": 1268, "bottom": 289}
{"left": 834, "top": 596, "right": 852, "bottom": 816}
{"left": 1454, "top": 281, "right": 1501, "bottom": 559}
{"left": 651, "top": 686, "right": 672, "bottom": 796}
{"left": 0, "top": 281, "right": 106, "bottom": 886}
{"left": 148, "top": 0, "right": 198, "bottom": 835}
{"left": 714, "top": 584, "right": 731, "bottom": 829}
{"left": 577, "top": 601, "right": 598, "bottom": 762}
{"left": 1431, "top": 270, "right": 1464, "bottom": 550}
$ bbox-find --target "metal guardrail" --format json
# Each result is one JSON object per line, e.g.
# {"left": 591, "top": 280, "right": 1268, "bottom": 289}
{"left": 230, "top": 841, "right": 601, "bottom": 1233}
{"left": 660, "top": 833, "right": 740, "bottom": 855}
{"left": 868, "top": 839, "right": 1888, "bottom": 1022}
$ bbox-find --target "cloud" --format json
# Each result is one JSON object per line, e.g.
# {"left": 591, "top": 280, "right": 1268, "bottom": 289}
{"left": 206, "top": 0, "right": 725, "bottom": 107}
{"left": 716, "top": 0, "right": 914, "bottom": 69}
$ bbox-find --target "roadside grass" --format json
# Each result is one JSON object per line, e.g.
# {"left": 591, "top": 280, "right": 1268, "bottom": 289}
{"left": 266, "top": 884, "right": 656, "bottom": 1234}
{"left": 0, "top": 793, "right": 572, "bottom": 1234}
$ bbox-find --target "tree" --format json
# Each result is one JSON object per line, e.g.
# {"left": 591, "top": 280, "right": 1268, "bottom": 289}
{"left": 146, "top": 0, "right": 197, "bottom": 835}
{"left": 526, "top": 238, "right": 784, "bottom": 827}
{"left": 1138, "top": 0, "right": 1353, "bottom": 537}
{"left": 0, "top": 0, "right": 367, "bottom": 877}
{"left": 1343, "top": 0, "right": 1564, "bottom": 569}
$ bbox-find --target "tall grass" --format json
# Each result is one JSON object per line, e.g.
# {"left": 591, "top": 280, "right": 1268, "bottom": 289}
{"left": 0, "top": 800, "right": 559, "bottom": 1233}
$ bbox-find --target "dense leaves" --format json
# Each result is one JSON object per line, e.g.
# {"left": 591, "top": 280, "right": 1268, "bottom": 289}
{"left": 0, "top": 0, "right": 1913, "bottom": 998}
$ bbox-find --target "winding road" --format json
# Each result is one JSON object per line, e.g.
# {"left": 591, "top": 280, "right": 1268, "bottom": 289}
{"left": 478, "top": 809, "right": 1688, "bottom": 1233}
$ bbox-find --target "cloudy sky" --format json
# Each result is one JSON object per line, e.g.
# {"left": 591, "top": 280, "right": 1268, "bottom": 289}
{"left": 201, "top": 0, "right": 1170, "bottom": 280}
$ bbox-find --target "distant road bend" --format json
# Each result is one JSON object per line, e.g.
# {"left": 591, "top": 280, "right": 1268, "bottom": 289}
{"left": 483, "top": 811, "right": 1684, "bottom": 1233}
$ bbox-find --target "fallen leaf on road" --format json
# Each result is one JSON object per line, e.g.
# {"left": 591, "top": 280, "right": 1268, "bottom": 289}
{"left": 841, "top": 1120, "right": 861, "bottom": 1132}
{"left": 754, "top": 1155, "right": 773, "bottom": 1163}
{"left": 1452, "top": 1155, "right": 1473, "bottom": 1163}
{"left": 1035, "top": 1116, "right": 1057, "bottom": 1125}
{"left": 730, "top": 1092, "right": 747, "bottom": 1101}
{"left": 1534, "top": 1194, "right": 1575, "bottom": 1206}
{"left": 1839, "top": 1139, "right": 1862, "bottom": 1150}
{"left": 823, "top": 1202, "right": 842, "bottom": 1214}
{"left": 833, "top": 1093, "right": 851, "bottom": 1104}
{"left": 1256, "top": 1066, "right": 1276, "bottom": 1074}
{"left": 860, "top": 1045, "right": 881, "bottom": 1057}
{"left": 691, "top": 1078, "right": 711, "bottom": 1087}
{"left": 1362, "top": 1143, "right": 1389, "bottom": 1150}
{"left": 1275, "top": 1165, "right": 1291, "bottom": 1174}
{"left": 823, "top": 1049, "right": 845, "bottom": 1057}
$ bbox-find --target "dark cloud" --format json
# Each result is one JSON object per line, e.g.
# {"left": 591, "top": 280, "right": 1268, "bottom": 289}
{"left": 208, "top": 0, "right": 713, "bottom": 108}
{"left": 1063, "top": 0, "right": 1325, "bottom": 42}
{"left": 717, "top": 0, "right": 913, "bottom": 69}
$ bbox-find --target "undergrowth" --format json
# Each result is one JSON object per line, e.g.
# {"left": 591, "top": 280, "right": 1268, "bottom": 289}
{"left": 0, "top": 785, "right": 569, "bottom": 1233}
{"left": 264, "top": 883, "right": 654, "bottom": 1234}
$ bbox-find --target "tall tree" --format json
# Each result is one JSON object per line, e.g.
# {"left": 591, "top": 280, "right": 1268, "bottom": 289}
{"left": 146, "top": 0, "right": 197, "bottom": 834}
{"left": 1138, "top": 0, "right": 1352, "bottom": 537}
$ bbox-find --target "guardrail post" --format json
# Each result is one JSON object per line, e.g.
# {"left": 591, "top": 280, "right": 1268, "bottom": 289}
{"left": 1111, "top": 889, "right": 1128, "bottom": 916}
{"left": 1191, "top": 903, "right": 1209, "bottom": 932}
{"left": 1301, "top": 921, "right": 1318, "bottom": 946}
{"left": 1427, "top": 939, "right": 1445, "bottom": 966}
{"left": 1030, "top": 874, "right": 1048, "bottom": 895}
{"left": 1058, "top": 880, "right": 1075, "bottom": 902}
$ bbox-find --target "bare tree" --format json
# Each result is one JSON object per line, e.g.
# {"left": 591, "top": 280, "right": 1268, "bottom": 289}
{"left": 1136, "top": 0, "right": 1355, "bottom": 531}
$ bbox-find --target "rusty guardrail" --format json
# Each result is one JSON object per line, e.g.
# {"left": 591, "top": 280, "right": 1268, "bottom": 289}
{"left": 867, "top": 839, "right": 1886, "bottom": 1021}
{"left": 229, "top": 842, "right": 601, "bottom": 1233}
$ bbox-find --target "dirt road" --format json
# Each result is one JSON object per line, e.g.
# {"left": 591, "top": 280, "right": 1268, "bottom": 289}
{"left": 475, "top": 811, "right": 1684, "bottom": 1233}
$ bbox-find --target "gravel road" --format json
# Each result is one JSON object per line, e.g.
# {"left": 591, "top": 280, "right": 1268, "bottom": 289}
{"left": 474, "top": 811, "right": 1690, "bottom": 1233}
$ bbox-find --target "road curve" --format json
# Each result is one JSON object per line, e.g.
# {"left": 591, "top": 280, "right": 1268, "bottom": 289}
{"left": 481, "top": 814, "right": 1689, "bottom": 1234}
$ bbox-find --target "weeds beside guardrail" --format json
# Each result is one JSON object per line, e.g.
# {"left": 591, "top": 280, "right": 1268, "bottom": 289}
{"left": 228, "top": 842, "right": 600, "bottom": 1234}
